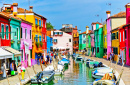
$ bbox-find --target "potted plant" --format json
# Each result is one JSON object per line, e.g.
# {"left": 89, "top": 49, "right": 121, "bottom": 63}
{"left": 35, "top": 24, "right": 38, "bottom": 27}
{"left": 40, "top": 41, "right": 43, "bottom": 47}
{"left": 35, "top": 42, "right": 39, "bottom": 48}
{"left": 17, "top": 40, "right": 21, "bottom": 44}
{"left": 39, "top": 26, "right": 43, "bottom": 28}
{"left": 11, "top": 40, "right": 15, "bottom": 44}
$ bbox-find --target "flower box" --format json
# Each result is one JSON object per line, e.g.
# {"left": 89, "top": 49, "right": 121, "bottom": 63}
{"left": 40, "top": 41, "right": 43, "bottom": 47}
{"left": 17, "top": 40, "right": 21, "bottom": 44}
{"left": 35, "top": 24, "right": 39, "bottom": 27}
{"left": 11, "top": 40, "right": 15, "bottom": 44}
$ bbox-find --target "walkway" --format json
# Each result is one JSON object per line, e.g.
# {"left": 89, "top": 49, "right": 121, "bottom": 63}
{"left": 81, "top": 55, "right": 130, "bottom": 85}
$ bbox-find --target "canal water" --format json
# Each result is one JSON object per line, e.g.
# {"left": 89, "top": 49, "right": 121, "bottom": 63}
{"left": 26, "top": 57, "right": 94, "bottom": 85}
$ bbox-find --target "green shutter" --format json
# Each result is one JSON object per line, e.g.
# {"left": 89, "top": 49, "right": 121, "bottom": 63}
{"left": 6, "top": 25, "right": 8, "bottom": 39}
{"left": 2, "top": 24, "right": 4, "bottom": 39}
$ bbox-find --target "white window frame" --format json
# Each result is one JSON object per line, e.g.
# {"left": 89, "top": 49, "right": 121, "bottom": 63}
{"left": 6, "top": 25, "right": 9, "bottom": 40}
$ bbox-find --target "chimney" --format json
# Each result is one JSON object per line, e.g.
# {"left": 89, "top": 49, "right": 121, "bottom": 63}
{"left": 125, "top": 3, "right": 130, "bottom": 24}
{"left": 106, "top": 11, "right": 111, "bottom": 18}
{"left": 79, "top": 30, "right": 81, "bottom": 34}
{"left": 12, "top": 3, "right": 18, "bottom": 16}
{"left": 96, "top": 23, "right": 99, "bottom": 30}
{"left": 86, "top": 26, "right": 89, "bottom": 34}
{"left": 29, "top": 6, "right": 33, "bottom": 12}
{"left": 75, "top": 26, "right": 77, "bottom": 29}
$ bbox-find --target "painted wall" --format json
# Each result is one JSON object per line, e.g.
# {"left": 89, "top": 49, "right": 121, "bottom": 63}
{"left": 79, "top": 34, "right": 86, "bottom": 50}
{"left": 20, "top": 21, "right": 32, "bottom": 67}
{"left": 103, "top": 23, "right": 107, "bottom": 49}
{"left": 52, "top": 30, "right": 73, "bottom": 54}
{"left": 47, "top": 36, "right": 53, "bottom": 53}
{"left": 10, "top": 18, "right": 21, "bottom": 65}
{"left": 111, "top": 18, "right": 126, "bottom": 30}
{"left": 0, "top": 16, "right": 11, "bottom": 46}
{"left": 111, "top": 29, "right": 119, "bottom": 61}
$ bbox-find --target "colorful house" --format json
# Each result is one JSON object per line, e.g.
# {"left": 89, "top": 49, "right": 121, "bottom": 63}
{"left": 94, "top": 23, "right": 104, "bottom": 58}
{"left": 79, "top": 31, "right": 86, "bottom": 51}
{"left": 103, "top": 21, "right": 107, "bottom": 57}
{"left": 20, "top": 19, "right": 32, "bottom": 67}
{"left": 3, "top": 3, "right": 47, "bottom": 65}
{"left": 73, "top": 26, "right": 79, "bottom": 53}
{"left": 47, "top": 36, "right": 53, "bottom": 53}
{"left": 106, "top": 11, "right": 126, "bottom": 59}
{"left": 118, "top": 3, "right": 130, "bottom": 65}
{"left": 86, "top": 26, "right": 91, "bottom": 56}
{"left": 51, "top": 30, "right": 73, "bottom": 54}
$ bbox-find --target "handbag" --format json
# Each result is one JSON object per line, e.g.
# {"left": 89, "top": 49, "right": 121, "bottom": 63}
{"left": 11, "top": 71, "right": 15, "bottom": 75}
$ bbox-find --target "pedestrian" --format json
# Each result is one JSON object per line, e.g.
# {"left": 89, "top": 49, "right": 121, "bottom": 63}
{"left": 46, "top": 53, "right": 50, "bottom": 64}
{"left": 13, "top": 60, "right": 17, "bottom": 71}
{"left": 111, "top": 52, "right": 114, "bottom": 61}
{"left": 1, "top": 61, "right": 6, "bottom": 78}
{"left": 50, "top": 52, "right": 53, "bottom": 63}
{"left": 118, "top": 53, "right": 121, "bottom": 64}
{"left": 109, "top": 53, "right": 112, "bottom": 61}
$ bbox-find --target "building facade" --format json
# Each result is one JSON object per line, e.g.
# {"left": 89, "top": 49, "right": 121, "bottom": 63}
{"left": 79, "top": 31, "right": 86, "bottom": 51}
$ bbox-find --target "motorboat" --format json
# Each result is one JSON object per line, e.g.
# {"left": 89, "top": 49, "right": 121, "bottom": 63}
{"left": 31, "top": 71, "right": 55, "bottom": 84}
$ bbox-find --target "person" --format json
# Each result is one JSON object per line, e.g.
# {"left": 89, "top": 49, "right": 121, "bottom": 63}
{"left": 109, "top": 53, "right": 112, "bottom": 61}
{"left": 118, "top": 53, "right": 121, "bottom": 64}
{"left": 10, "top": 60, "right": 14, "bottom": 71}
{"left": 111, "top": 52, "right": 114, "bottom": 61}
{"left": 50, "top": 52, "right": 53, "bottom": 63}
{"left": 13, "top": 60, "right": 17, "bottom": 71}
{"left": 46, "top": 53, "right": 50, "bottom": 64}
{"left": 1, "top": 61, "right": 6, "bottom": 78}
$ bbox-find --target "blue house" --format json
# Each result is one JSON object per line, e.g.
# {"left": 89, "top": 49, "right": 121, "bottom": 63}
{"left": 47, "top": 36, "right": 53, "bottom": 53}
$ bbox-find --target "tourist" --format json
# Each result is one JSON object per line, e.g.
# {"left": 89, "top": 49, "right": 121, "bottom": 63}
{"left": 13, "top": 60, "right": 17, "bottom": 71}
{"left": 118, "top": 53, "right": 121, "bottom": 64}
{"left": 109, "top": 53, "right": 112, "bottom": 61}
{"left": 10, "top": 60, "right": 14, "bottom": 71}
{"left": 1, "top": 61, "right": 6, "bottom": 78}
{"left": 111, "top": 52, "right": 114, "bottom": 61}
{"left": 50, "top": 52, "right": 53, "bottom": 63}
{"left": 46, "top": 53, "right": 50, "bottom": 64}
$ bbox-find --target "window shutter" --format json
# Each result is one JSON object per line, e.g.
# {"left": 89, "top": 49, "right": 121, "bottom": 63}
{"left": 117, "top": 32, "right": 118, "bottom": 39}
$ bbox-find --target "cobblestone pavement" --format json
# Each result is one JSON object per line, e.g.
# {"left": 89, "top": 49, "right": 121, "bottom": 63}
{"left": 81, "top": 55, "right": 130, "bottom": 85}
{"left": 0, "top": 64, "right": 46, "bottom": 85}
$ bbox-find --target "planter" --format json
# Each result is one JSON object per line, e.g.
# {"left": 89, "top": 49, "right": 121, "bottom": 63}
{"left": 11, "top": 40, "right": 15, "bottom": 44}
{"left": 35, "top": 42, "right": 39, "bottom": 48}
{"left": 35, "top": 24, "right": 38, "bottom": 27}
{"left": 40, "top": 41, "right": 43, "bottom": 47}
{"left": 39, "top": 26, "right": 43, "bottom": 28}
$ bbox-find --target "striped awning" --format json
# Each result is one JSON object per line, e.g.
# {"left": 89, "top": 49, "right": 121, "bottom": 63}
{"left": 3, "top": 47, "right": 22, "bottom": 57}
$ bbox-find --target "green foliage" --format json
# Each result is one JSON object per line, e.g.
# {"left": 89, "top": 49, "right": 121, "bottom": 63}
{"left": 40, "top": 41, "right": 43, "bottom": 47}
{"left": 36, "top": 42, "right": 39, "bottom": 48}
{"left": 46, "top": 22, "right": 54, "bottom": 30}
{"left": 11, "top": 40, "right": 15, "bottom": 44}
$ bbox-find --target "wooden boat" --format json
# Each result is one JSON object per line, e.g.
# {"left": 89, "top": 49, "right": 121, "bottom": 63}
{"left": 92, "top": 69, "right": 113, "bottom": 79}
{"left": 31, "top": 71, "right": 55, "bottom": 84}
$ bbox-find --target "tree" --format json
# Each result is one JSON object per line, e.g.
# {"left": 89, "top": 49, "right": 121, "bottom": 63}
{"left": 46, "top": 22, "right": 54, "bottom": 30}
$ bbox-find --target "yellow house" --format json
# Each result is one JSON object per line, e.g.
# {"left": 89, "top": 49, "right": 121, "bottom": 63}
{"left": 3, "top": 3, "right": 47, "bottom": 65}
{"left": 103, "top": 22, "right": 107, "bottom": 58}
{"left": 111, "top": 27, "right": 119, "bottom": 61}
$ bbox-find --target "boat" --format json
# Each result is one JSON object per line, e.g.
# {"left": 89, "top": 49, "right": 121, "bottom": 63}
{"left": 75, "top": 56, "right": 83, "bottom": 61}
{"left": 93, "top": 79, "right": 116, "bottom": 85}
{"left": 58, "top": 58, "right": 70, "bottom": 66}
{"left": 31, "top": 71, "right": 55, "bottom": 84}
{"left": 44, "top": 65, "right": 64, "bottom": 76}
{"left": 92, "top": 69, "right": 113, "bottom": 79}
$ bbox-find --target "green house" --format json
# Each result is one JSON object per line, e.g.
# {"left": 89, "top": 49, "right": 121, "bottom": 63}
{"left": 79, "top": 31, "right": 86, "bottom": 51}
{"left": 94, "top": 24, "right": 104, "bottom": 58}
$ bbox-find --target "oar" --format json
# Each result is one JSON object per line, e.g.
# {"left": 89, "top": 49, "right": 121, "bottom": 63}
{"left": 3, "top": 65, "right": 10, "bottom": 85}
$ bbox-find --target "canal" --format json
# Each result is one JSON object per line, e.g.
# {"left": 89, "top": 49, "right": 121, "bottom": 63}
{"left": 26, "top": 57, "right": 94, "bottom": 85}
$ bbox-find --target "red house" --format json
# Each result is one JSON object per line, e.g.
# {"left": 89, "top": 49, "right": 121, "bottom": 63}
{"left": 41, "top": 17, "right": 47, "bottom": 54}
{"left": 0, "top": 12, "right": 11, "bottom": 46}
{"left": 119, "top": 3, "right": 130, "bottom": 65}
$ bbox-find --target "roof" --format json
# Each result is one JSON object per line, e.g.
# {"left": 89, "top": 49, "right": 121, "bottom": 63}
{"left": 118, "top": 24, "right": 126, "bottom": 30}
{"left": 80, "top": 31, "right": 86, "bottom": 34}
{"left": 91, "top": 22, "right": 102, "bottom": 25}
{"left": 110, "top": 11, "right": 126, "bottom": 18}
{"left": 0, "top": 12, "right": 21, "bottom": 21}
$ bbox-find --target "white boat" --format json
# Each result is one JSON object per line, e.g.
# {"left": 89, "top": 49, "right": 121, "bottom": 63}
{"left": 93, "top": 79, "right": 115, "bottom": 85}
{"left": 92, "top": 69, "right": 113, "bottom": 79}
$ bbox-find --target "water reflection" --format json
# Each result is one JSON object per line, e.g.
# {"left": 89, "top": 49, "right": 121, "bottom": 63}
{"left": 27, "top": 57, "right": 94, "bottom": 85}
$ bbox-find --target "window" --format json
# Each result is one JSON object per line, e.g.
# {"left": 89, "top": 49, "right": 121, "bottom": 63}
{"left": 25, "top": 53, "right": 26, "bottom": 60}
{"left": 35, "top": 35, "right": 38, "bottom": 42}
{"left": 42, "top": 20, "right": 43, "bottom": 26}
{"left": 83, "top": 40, "right": 86, "bottom": 44}
{"left": 35, "top": 18, "right": 38, "bottom": 25}
{"left": 39, "top": 20, "right": 41, "bottom": 26}
{"left": 125, "top": 30, "right": 127, "bottom": 39}
{"left": 98, "top": 35, "right": 99, "bottom": 42}
{"left": 54, "top": 39, "right": 57, "bottom": 43}
{"left": 120, "top": 32, "right": 121, "bottom": 42}
{"left": 6, "top": 25, "right": 9, "bottom": 39}
{"left": 30, "top": 30, "right": 31, "bottom": 39}
{"left": 21, "top": 28, "right": 22, "bottom": 38}
{"left": 39, "top": 36, "right": 41, "bottom": 41}
{"left": 95, "top": 36, "right": 96, "bottom": 41}
{"left": 21, "top": 50, "right": 23, "bottom": 61}
{"left": 83, "top": 35, "right": 86, "bottom": 38}
{"left": 112, "top": 33, "right": 115, "bottom": 40}
{"left": 129, "top": 48, "right": 130, "bottom": 58}
{"left": 92, "top": 26, "right": 93, "bottom": 30}
{"left": 113, "top": 47, "right": 118, "bottom": 55}
{"left": 110, "top": 20, "right": 111, "bottom": 27}
{"left": 30, "top": 49, "right": 32, "bottom": 58}
{"left": 97, "top": 47, "right": 99, "bottom": 53}
{"left": 17, "top": 28, "right": 19, "bottom": 40}
{"left": 123, "top": 31, "right": 124, "bottom": 41}
{"left": 55, "top": 32, "right": 57, "bottom": 35}
{"left": 117, "top": 32, "right": 118, "bottom": 39}
{"left": 1, "top": 24, "right": 4, "bottom": 39}
{"left": 69, "top": 39, "right": 71, "bottom": 42}
{"left": 25, "top": 29, "right": 27, "bottom": 39}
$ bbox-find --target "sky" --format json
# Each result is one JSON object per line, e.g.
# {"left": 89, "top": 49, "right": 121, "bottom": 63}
{"left": 0, "top": 0, "right": 130, "bottom": 32}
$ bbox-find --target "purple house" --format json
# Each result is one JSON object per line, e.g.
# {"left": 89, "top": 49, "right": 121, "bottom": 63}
{"left": 20, "top": 19, "right": 32, "bottom": 68}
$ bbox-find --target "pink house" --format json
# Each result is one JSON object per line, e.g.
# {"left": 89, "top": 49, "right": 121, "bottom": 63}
{"left": 20, "top": 19, "right": 32, "bottom": 68}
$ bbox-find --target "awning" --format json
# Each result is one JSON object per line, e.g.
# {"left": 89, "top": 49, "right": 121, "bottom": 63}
{"left": 3, "top": 47, "right": 22, "bottom": 57}
{"left": 0, "top": 48, "right": 13, "bottom": 59}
